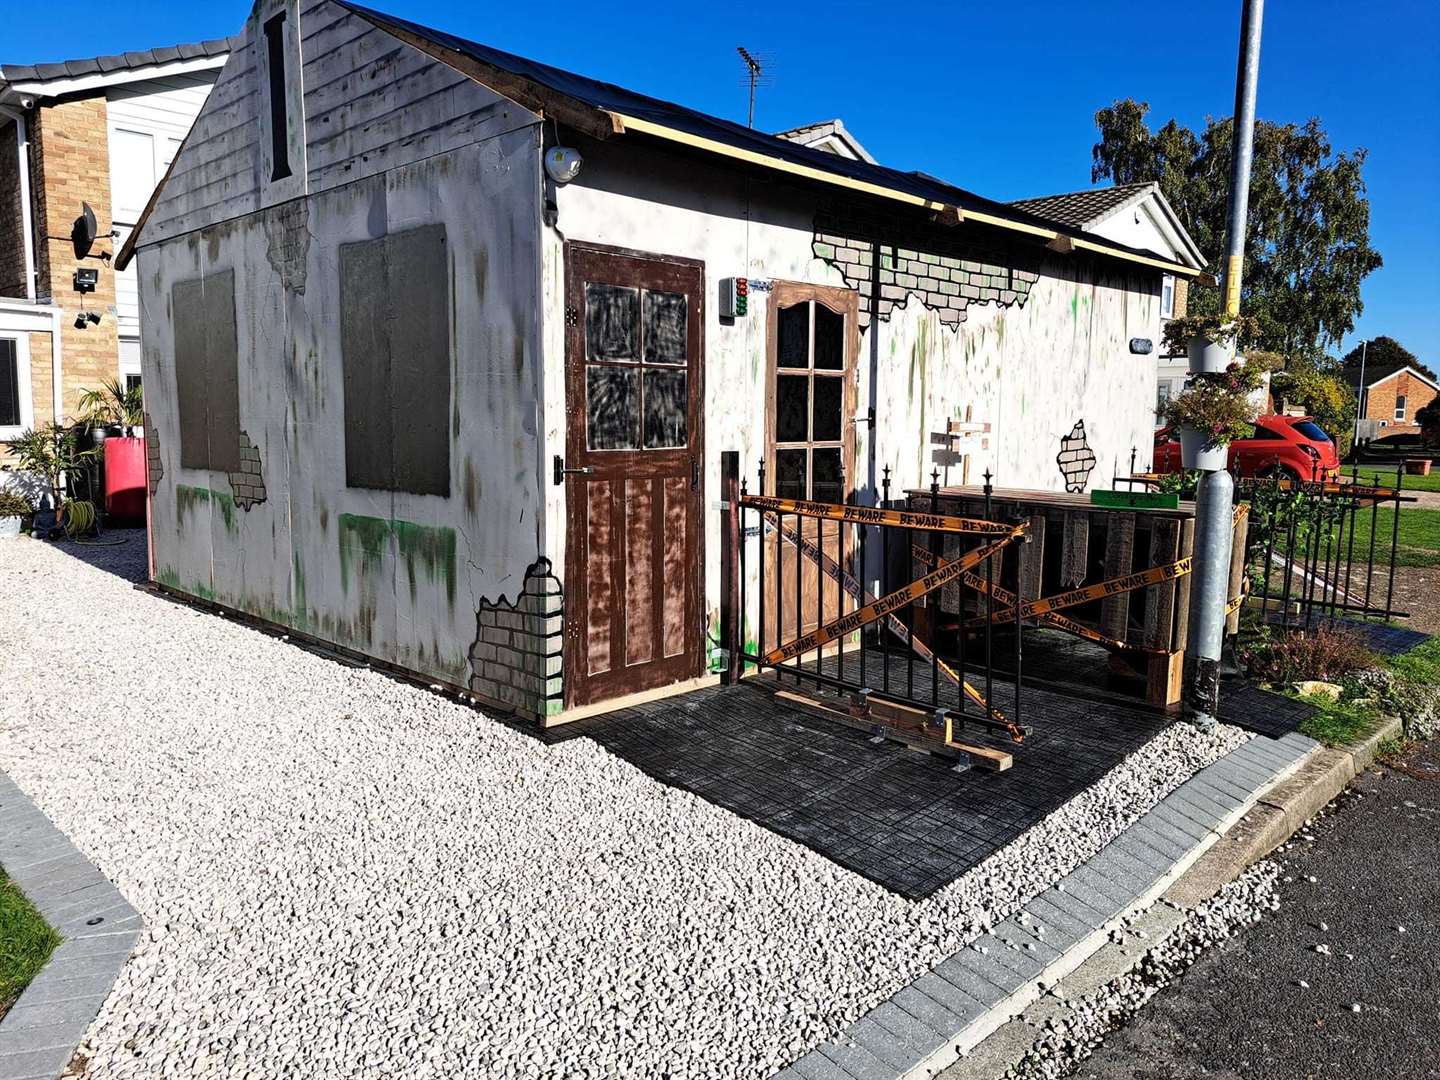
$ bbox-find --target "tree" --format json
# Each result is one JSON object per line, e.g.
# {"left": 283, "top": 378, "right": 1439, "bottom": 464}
{"left": 1417, "top": 399, "right": 1440, "bottom": 448}
{"left": 1340, "top": 336, "right": 1434, "bottom": 381}
{"left": 1092, "top": 100, "right": 1382, "bottom": 360}
{"left": 1269, "top": 359, "right": 1358, "bottom": 457}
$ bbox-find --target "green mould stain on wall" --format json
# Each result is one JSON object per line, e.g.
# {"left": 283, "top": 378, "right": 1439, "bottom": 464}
{"left": 175, "top": 484, "right": 237, "bottom": 533}
{"left": 337, "top": 514, "right": 458, "bottom": 605}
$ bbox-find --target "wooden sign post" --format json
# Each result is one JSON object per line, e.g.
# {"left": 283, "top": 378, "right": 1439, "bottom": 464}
{"left": 930, "top": 406, "right": 992, "bottom": 486}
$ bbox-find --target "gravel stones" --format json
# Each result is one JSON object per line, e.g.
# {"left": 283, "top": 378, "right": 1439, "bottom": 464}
{"left": 0, "top": 535, "right": 1249, "bottom": 1078}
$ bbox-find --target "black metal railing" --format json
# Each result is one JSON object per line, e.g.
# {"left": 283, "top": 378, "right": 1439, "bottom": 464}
{"left": 718, "top": 452, "right": 1029, "bottom": 744}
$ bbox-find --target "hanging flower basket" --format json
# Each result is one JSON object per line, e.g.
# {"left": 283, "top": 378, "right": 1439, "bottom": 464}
{"left": 1180, "top": 427, "right": 1229, "bottom": 470}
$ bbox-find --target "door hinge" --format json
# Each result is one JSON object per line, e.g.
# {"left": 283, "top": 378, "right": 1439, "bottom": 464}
{"left": 565, "top": 306, "right": 579, "bottom": 328}
{"left": 553, "top": 454, "right": 594, "bottom": 485}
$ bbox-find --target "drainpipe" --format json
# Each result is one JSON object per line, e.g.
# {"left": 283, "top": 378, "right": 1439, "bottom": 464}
{"left": 0, "top": 104, "right": 37, "bottom": 302}
{"left": 1186, "top": 0, "right": 1263, "bottom": 729}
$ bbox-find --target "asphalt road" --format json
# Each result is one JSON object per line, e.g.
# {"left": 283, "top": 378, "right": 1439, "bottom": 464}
{"left": 1074, "top": 738, "right": 1440, "bottom": 1080}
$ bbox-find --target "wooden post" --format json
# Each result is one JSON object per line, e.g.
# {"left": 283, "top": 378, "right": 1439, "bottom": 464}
{"left": 720, "top": 451, "right": 742, "bottom": 685}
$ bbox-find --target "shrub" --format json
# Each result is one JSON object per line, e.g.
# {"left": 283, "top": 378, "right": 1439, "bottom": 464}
{"left": 1237, "top": 623, "right": 1379, "bottom": 685}
{"left": 0, "top": 490, "right": 32, "bottom": 517}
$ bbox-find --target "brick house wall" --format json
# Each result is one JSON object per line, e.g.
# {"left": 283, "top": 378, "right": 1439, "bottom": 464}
{"left": 0, "top": 121, "right": 27, "bottom": 298}
{"left": 1363, "top": 370, "right": 1437, "bottom": 435}
{"left": 28, "top": 97, "right": 120, "bottom": 419}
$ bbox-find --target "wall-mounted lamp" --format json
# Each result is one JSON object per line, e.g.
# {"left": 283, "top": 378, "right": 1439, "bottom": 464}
{"left": 544, "top": 147, "right": 583, "bottom": 184}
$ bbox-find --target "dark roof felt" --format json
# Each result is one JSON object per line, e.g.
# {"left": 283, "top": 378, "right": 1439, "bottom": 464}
{"left": 0, "top": 39, "right": 230, "bottom": 86}
{"left": 1008, "top": 183, "right": 1155, "bottom": 230}
{"left": 336, "top": 2, "right": 1184, "bottom": 269}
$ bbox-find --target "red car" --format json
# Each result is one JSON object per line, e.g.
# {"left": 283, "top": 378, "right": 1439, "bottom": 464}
{"left": 1154, "top": 415, "right": 1341, "bottom": 481}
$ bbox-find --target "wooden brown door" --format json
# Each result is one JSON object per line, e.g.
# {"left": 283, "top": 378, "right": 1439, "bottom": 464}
{"left": 762, "top": 282, "right": 859, "bottom": 652}
{"left": 563, "top": 244, "right": 705, "bottom": 707}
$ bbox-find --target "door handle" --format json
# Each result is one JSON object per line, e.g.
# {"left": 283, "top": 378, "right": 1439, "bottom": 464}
{"left": 553, "top": 455, "right": 595, "bottom": 486}
{"left": 691, "top": 456, "right": 701, "bottom": 491}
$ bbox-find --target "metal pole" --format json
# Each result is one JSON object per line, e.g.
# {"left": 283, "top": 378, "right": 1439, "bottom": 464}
{"left": 1353, "top": 339, "right": 1368, "bottom": 449}
{"left": 1186, "top": 0, "right": 1263, "bottom": 729}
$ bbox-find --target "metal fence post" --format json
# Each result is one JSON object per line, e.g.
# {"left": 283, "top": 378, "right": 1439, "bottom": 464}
{"left": 720, "top": 451, "right": 741, "bottom": 685}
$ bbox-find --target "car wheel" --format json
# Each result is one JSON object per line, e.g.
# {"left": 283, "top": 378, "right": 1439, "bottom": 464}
{"left": 1258, "top": 464, "right": 1299, "bottom": 483}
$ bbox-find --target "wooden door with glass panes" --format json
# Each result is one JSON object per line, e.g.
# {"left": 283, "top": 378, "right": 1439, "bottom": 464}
{"left": 562, "top": 244, "right": 705, "bottom": 707}
{"left": 762, "top": 282, "right": 859, "bottom": 653}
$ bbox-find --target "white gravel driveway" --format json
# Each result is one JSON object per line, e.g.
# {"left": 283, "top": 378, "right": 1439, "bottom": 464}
{"left": 0, "top": 535, "right": 1248, "bottom": 1079}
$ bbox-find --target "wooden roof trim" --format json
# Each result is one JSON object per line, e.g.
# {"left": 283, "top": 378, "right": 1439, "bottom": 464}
{"left": 610, "top": 112, "right": 1201, "bottom": 278}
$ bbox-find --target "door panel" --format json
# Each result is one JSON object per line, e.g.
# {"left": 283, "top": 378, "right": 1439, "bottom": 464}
{"left": 564, "top": 245, "right": 705, "bottom": 706}
{"left": 761, "top": 282, "right": 859, "bottom": 653}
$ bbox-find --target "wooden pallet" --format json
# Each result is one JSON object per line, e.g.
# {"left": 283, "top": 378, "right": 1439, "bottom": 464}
{"left": 905, "top": 486, "right": 1249, "bottom": 709}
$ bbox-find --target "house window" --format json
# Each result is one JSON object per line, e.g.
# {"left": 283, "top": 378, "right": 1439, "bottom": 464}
{"left": 173, "top": 270, "right": 241, "bottom": 473}
{"left": 1394, "top": 394, "right": 1407, "bottom": 422}
{"left": 0, "top": 337, "right": 29, "bottom": 436}
{"left": 1160, "top": 274, "right": 1175, "bottom": 319}
{"left": 770, "top": 295, "right": 851, "bottom": 503}
{"left": 263, "top": 12, "right": 292, "bottom": 182}
{"left": 340, "top": 224, "right": 451, "bottom": 496}
{"left": 581, "top": 284, "right": 690, "bottom": 451}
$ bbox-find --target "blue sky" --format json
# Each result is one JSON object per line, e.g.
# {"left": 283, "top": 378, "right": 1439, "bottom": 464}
{"left": 7, "top": 0, "right": 1437, "bottom": 363}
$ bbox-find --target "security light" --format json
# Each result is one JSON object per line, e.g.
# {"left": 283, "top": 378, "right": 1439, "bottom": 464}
{"left": 544, "top": 146, "right": 583, "bottom": 184}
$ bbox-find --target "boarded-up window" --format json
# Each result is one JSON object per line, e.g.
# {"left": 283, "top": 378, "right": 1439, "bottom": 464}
{"left": 340, "top": 224, "right": 451, "bottom": 497}
{"left": 0, "top": 339, "right": 20, "bottom": 428}
{"left": 173, "top": 269, "right": 241, "bottom": 473}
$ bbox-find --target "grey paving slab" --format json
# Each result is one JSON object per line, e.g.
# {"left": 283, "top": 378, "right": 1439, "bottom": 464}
{"left": 1107, "top": 831, "right": 1177, "bottom": 874}
{"left": 868, "top": 1001, "right": 946, "bottom": 1055}
{"left": 1188, "top": 769, "right": 1255, "bottom": 808}
{"left": 1152, "top": 791, "right": 1222, "bottom": 836}
{"left": 817, "top": 1037, "right": 897, "bottom": 1080}
{"left": 929, "top": 955, "right": 1008, "bottom": 1010}
{"left": 969, "top": 936, "right": 1045, "bottom": 982}
{"left": 891, "top": 985, "right": 969, "bottom": 1038}
{"left": 1142, "top": 807, "right": 1210, "bottom": 849}
{"left": 1046, "top": 879, "right": 1116, "bottom": 924}
{"left": 1165, "top": 786, "right": 1232, "bottom": 830}
{"left": 1067, "top": 859, "right": 1145, "bottom": 909}
{"left": 0, "top": 768, "right": 140, "bottom": 1080}
{"left": 1023, "top": 895, "right": 1096, "bottom": 945}
{"left": 0, "top": 1044, "right": 73, "bottom": 1080}
{"left": 792, "top": 1050, "right": 853, "bottom": 1080}
{"left": 913, "top": 971, "right": 993, "bottom": 1023}
{"left": 846, "top": 1017, "right": 922, "bottom": 1072}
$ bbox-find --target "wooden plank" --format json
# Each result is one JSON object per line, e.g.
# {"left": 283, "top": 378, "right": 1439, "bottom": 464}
{"left": 1146, "top": 651, "right": 1184, "bottom": 710}
{"left": 774, "top": 689, "right": 1012, "bottom": 771}
{"left": 624, "top": 479, "right": 654, "bottom": 665}
{"left": 1172, "top": 517, "right": 1196, "bottom": 653}
{"left": 1143, "top": 518, "right": 1181, "bottom": 650}
{"left": 1060, "top": 510, "right": 1090, "bottom": 587}
{"left": 1226, "top": 507, "right": 1250, "bottom": 636}
{"left": 1016, "top": 514, "right": 1047, "bottom": 613}
{"left": 1099, "top": 513, "right": 1137, "bottom": 642}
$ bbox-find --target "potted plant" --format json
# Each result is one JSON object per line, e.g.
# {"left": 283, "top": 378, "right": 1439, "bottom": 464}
{"left": 1161, "top": 361, "right": 1265, "bottom": 469}
{"left": 1162, "top": 313, "right": 1260, "bottom": 374}
{"left": 4, "top": 423, "right": 99, "bottom": 535}
{"left": 0, "top": 488, "right": 31, "bottom": 539}
{"left": 77, "top": 380, "right": 147, "bottom": 524}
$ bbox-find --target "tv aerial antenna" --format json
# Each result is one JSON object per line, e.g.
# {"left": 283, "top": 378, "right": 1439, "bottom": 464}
{"left": 736, "top": 46, "right": 773, "bottom": 129}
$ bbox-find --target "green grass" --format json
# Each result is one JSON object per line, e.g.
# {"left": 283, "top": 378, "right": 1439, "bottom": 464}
{"left": 1339, "top": 506, "right": 1440, "bottom": 567}
{"left": 1389, "top": 636, "right": 1440, "bottom": 684}
{"left": 0, "top": 867, "right": 62, "bottom": 1018}
{"left": 1296, "top": 692, "right": 1385, "bottom": 746}
{"left": 1346, "top": 465, "right": 1440, "bottom": 493}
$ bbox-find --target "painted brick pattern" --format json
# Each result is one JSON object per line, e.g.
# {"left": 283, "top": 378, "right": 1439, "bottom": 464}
{"left": 28, "top": 97, "right": 121, "bottom": 418}
{"left": 144, "top": 410, "right": 164, "bottom": 495}
{"left": 813, "top": 209, "right": 1040, "bottom": 328}
{"left": 227, "top": 429, "right": 266, "bottom": 509}
{"left": 469, "top": 559, "right": 564, "bottom": 720}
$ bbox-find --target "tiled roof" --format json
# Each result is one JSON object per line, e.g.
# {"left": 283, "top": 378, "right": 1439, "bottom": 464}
{"left": 1008, "top": 182, "right": 1157, "bottom": 230}
{"left": 0, "top": 39, "right": 230, "bottom": 86}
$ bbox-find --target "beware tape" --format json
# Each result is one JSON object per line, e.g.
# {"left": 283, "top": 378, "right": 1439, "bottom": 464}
{"left": 765, "top": 534, "right": 1020, "bottom": 665}
{"left": 763, "top": 515, "right": 1020, "bottom": 733}
{"left": 959, "top": 568, "right": 1160, "bottom": 654}
{"left": 742, "top": 494, "right": 1019, "bottom": 535}
{"left": 971, "top": 558, "right": 1192, "bottom": 624}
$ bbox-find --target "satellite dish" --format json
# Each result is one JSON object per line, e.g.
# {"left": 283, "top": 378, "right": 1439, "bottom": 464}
{"left": 71, "top": 202, "right": 98, "bottom": 259}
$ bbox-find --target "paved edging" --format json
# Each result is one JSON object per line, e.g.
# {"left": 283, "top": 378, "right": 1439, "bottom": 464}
{"left": 937, "top": 715, "right": 1408, "bottom": 1079}
{"left": 774, "top": 731, "right": 1319, "bottom": 1080}
{"left": 0, "top": 771, "right": 141, "bottom": 1080}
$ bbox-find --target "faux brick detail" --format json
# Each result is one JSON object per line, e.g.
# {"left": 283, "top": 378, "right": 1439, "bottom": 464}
{"left": 225, "top": 430, "right": 267, "bottom": 510}
{"left": 144, "top": 411, "right": 163, "bottom": 495}
{"left": 812, "top": 206, "right": 1040, "bottom": 329}
{"left": 468, "top": 558, "right": 565, "bottom": 721}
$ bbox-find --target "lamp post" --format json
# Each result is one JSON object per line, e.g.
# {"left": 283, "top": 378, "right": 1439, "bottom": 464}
{"left": 1185, "top": 0, "right": 1264, "bottom": 729}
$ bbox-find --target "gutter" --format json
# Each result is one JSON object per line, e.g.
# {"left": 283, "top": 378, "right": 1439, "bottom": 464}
{"left": 609, "top": 112, "right": 1203, "bottom": 279}
{"left": 0, "top": 103, "right": 37, "bottom": 302}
